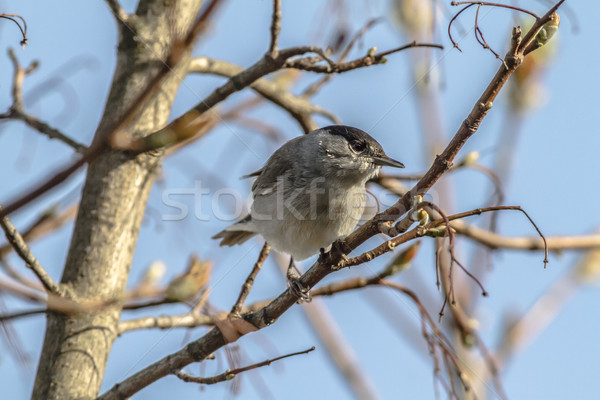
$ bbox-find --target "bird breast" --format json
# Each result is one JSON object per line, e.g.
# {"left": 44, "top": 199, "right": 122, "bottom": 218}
{"left": 250, "top": 181, "right": 367, "bottom": 260}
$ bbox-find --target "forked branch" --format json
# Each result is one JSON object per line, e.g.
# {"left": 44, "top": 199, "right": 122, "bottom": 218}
{"left": 174, "top": 346, "right": 315, "bottom": 386}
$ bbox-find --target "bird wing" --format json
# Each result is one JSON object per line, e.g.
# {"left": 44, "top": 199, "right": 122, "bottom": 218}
{"left": 240, "top": 169, "right": 262, "bottom": 180}
{"left": 251, "top": 139, "right": 298, "bottom": 197}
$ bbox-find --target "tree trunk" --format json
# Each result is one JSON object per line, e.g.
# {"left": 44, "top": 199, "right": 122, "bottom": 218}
{"left": 31, "top": 1, "right": 203, "bottom": 398}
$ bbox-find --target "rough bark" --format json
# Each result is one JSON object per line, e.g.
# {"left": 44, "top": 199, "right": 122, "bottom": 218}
{"left": 31, "top": 1, "right": 203, "bottom": 399}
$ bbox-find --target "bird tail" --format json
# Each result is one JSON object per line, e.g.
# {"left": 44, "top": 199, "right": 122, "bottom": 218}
{"left": 211, "top": 215, "right": 257, "bottom": 246}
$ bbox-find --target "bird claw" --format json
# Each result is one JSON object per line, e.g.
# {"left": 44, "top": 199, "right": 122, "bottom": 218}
{"left": 287, "top": 259, "right": 311, "bottom": 302}
{"left": 288, "top": 277, "right": 311, "bottom": 302}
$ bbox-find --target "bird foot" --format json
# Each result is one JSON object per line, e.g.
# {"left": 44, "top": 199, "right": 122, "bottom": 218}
{"left": 288, "top": 276, "right": 311, "bottom": 302}
{"left": 287, "top": 260, "right": 311, "bottom": 302}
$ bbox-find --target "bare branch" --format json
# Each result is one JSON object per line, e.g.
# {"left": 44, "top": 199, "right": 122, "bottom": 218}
{"left": 0, "top": 277, "right": 110, "bottom": 315}
{"left": 0, "top": 307, "right": 46, "bottom": 322}
{"left": 301, "top": 18, "right": 383, "bottom": 98}
{"left": 449, "top": 0, "right": 564, "bottom": 58}
{"left": 446, "top": 205, "right": 548, "bottom": 265}
{"left": 174, "top": 346, "right": 315, "bottom": 385}
{"left": 0, "top": 203, "right": 78, "bottom": 259}
{"left": 451, "top": 1, "right": 539, "bottom": 19}
{"left": 188, "top": 57, "right": 339, "bottom": 132}
{"left": 6, "top": 110, "right": 87, "bottom": 152}
{"left": 285, "top": 41, "right": 444, "bottom": 73}
{"left": 231, "top": 243, "right": 270, "bottom": 316}
{"left": 344, "top": 205, "right": 549, "bottom": 271}
{"left": 1, "top": 49, "right": 87, "bottom": 152}
{"left": 268, "top": 0, "right": 282, "bottom": 57}
{"left": 116, "top": 300, "right": 269, "bottom": 334}
{"left": 104, "top": 0, "right": 128, "bottom": 25}
{"left": 0, "top": 258, "right": 40, "bottom": 290}
{"left": 452, "top": 220, "right": 600, "bottom": 252}
{"left": 0, "top": 13, "right": 28, "bottom": 47}
{"left": 0, "top": 205, "right": 63, "bottom": 295}
{"left": 473, "top": 4, "right": 503, "bottom": 62}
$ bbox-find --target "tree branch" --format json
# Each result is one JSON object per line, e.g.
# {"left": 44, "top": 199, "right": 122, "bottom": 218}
{"left": 284, "top": 41, "right": 443, "bottom": 73}
{"left": 1, "top": 49, "right": 86, "bottom": 152}
{"left": 452, "top": 220, "right": 600, "bottom": 252}
{"left": 0, "top": 203, "right": 78, "bottom": 259}
{"left": 104, "top": 0, "right": 128, "bottom": 26}
{"left": 301, "top": 18, "right": 383, "bottom": 98}
{"left": 174, "top": 346, "right": 315, "bottom": 385}
{"left": 188, "top": 57, "right": 339, "bottom": 132}
{"left": 268, "top": 0, "right": 282, "bottom": 57}
{"left": 230, "top": 243, "right": 270, "bottom": 316}
{"left": 0, "top": 13, "right": 28, "bottom": 47}
{"left": 0, "top": 205, "right": 63, "bottom": 295}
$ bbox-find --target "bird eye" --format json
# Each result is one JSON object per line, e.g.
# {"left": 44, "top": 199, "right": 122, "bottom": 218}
{"left": 349, "top": 141, "right": 366, "bottom": 153}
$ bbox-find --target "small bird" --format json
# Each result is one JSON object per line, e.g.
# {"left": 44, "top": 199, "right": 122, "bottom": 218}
{"left": 213, "top": 125, "right": 404, "bottom": 296}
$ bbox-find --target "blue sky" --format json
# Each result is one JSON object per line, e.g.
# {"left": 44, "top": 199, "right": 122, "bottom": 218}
{"left": 1, "top": 1, "right": 599, "bottom": 399}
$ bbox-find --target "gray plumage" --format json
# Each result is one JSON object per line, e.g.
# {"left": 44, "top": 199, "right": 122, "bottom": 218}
{"left": 212, "top": 125, "right": 404, "bottom": 260}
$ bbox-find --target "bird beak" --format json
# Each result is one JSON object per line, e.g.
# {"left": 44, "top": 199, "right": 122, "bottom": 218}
{"left": 372, "top": 155, "right": 405, "bottom": 168}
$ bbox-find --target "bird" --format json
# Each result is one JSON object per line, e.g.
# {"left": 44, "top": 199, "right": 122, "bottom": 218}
{"left": 213, "top": 125, "right": 404, "bottom": 297}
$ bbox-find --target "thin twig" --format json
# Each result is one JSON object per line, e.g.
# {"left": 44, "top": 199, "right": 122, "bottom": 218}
{"left": 285, "top": 41, "right": 444, "bottom": 73}
{"left": 1, "top": 49, "right": 86, "bottom": 152}
{"left": 449, "top": 0, "right": 564, "bottom": 59}
{"left": 301, "top": 17, "right": 382, "bottom": 98}
{"left": 448, "top": 0, "right": 539, "bottom": 53}
{"left": 0, "top": 205, "right": 63, "bottom": 295}
{"left": 0, "top": 278, "right": 111, "bottom": 314}
{"left": 451, "top": 220, "right": 599, "bottom": 252}
{"left": 231, "top": 243, "right": 270, "bottom": 316}
{"left": 268, "top": 0, "right": 282, "bottom": 57}
{"left": 473, "top": 4, "right": 503, "bottom": 61}
{"left": 0, "top": 13, "right": 28, "bottom": 46}
{"left": 174, "top": 346, "right": 315, "bottom": 385}
{"left": 0, "top": 203, "right": 78, "bottom": 259}
{"left": 443, "top": 205, "right": 549, "bottom": 265}
{"left": 451, "top": 1, "right": 540, "bottom": 19}
{"left": 448, "top": 3, "right": 477, "bottom": 51}
{"left": 341, "top": 205, "right": 549, "bottom": 270}
{"left": 0, "top": 259, "right": 40, "bottom": 290}
{"left": 104, "top": 0, "right": 128, "bottom": 25}
{"left": 418, "top": 202, "right": 488, "bottom": 315}
{"left": 108, "top": 222, "right": 600, "bottom": 334}
{"left": 188, "top": 57, "right": 338, "bottom": 132}
{"left": 7, "top": 110, "right": 87, "bottom": 152}
{"left": 0, "top": 307, "right": 46, "bottom": 322}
